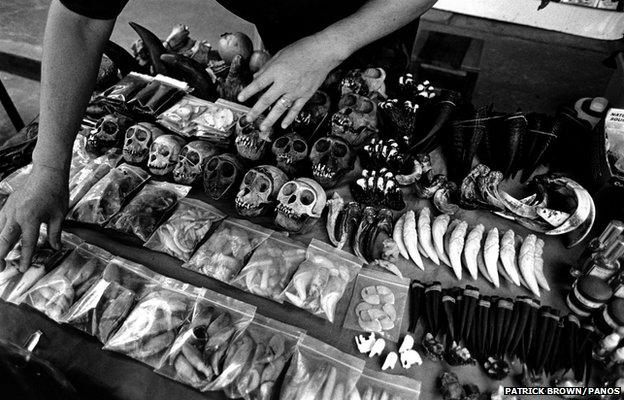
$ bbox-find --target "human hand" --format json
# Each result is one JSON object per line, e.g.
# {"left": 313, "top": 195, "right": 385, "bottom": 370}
{"left": 237, "top": 33, "right": 349, "bottom": 131}
{"left": 0, "top": 165, "right": 68, "bottom": 271}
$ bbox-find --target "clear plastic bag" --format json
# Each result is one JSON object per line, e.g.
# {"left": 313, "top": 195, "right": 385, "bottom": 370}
{"left": 279, "top": 335, "right": 365, "bottom": 400}
{"left": 283, "top": 239, "right": 362, "bottom": 323}
{"left": 68, "top": 153, "right": 122, "bottom": 209}
{"left": 0, "top": 163, "right": 32, "bottom": 193}
{"left": 63, "top": 257, "right": 161, "bottom": 342}
{"left": 343, "top": 269, "right": 410, "bottom": 342}
{"left": 19, "top": 242, "right": 112, "bottom": 321}
{"left": 69, "top": 164, "right": 150, "bottom": 225}
{"left": 157, "top": 95, "right": 212, "bottom": 137}
{"left": 222, "top": 314, "right": 305, "bottom": 400}
{"left": 144, "top": 199, "right": 226, "bottom": 261}
{"left": 351, "top": 368, "right": 421, "bottom": 400}
{"left": 1, "top": 231, "right": 80, "bottom": 303}
{"left": 183, "top": 218, "right": 273, "bottom": 283}
{"left": 231, "top": 233, "right": 307, "bottom": 303}
{"left": 106, "top": 181, "right": 191, "bottom": 241}
{"left": 155, "top": 288, "right": 256, "bottom": 390}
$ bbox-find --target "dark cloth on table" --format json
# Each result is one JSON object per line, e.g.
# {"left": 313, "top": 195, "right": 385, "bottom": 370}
{"left": 59, "top": 0, "right": 419, "bottom": 76}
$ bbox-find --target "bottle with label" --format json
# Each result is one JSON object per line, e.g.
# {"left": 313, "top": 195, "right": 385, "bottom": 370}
{"left": 585, "top": 239, "right": 624, "bottom": 280}
{"left": 574, "top": 220, "right": 624, "bottom": 277}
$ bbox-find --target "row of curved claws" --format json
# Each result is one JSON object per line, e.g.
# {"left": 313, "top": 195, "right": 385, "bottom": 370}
{"left": 460, "top": 164, "right": 595, "bottom": 247}
{"left": 351, "top": 168, "right": 406, "bottom": 210}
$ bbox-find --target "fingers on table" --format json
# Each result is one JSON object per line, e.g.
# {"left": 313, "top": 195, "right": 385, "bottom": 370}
{"left": 261, "top": 96, "right": 296, "bottom": 131}
{"left": 47, "top": 214, "right": 63, "bottom": 250}
{"left": 0, "top": 220, "right": 20, "bottom": 270}
{"left": 245, "top": 84, "right": 285, "bottom": 124}
{"left": 19, "top": 224, "right": 40, "bottom": 272}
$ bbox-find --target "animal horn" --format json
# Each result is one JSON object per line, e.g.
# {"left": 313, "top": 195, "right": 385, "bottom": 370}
{"left": 103, "top": 40, "right": 142, "bottom": 75}
{"left": 129, "top": 21, "right": 168, "bottom": 74}
{"left": 160, "top": 53, "right": 217, "bottom": 101}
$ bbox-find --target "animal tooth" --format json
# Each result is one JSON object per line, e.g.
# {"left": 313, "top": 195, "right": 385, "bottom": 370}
{"left": 402, "top": 211, "right": 424, "bottom": 270}
{"left": 484, "top": 228, "right": 500, "bottom": 288}
{"left": 432, "top": 214, "right": 451, "bottom": 267}
{"left": 463, "top": 224, "right": 484, "bottom": 280}
{"left": 448, "top": 221, "right": 467, "bottom": 280}
{"left": 417, "top": 208, "right": 439, "bottom": 265}
{"left": 519, "top": 234, "right": 540, "bottom": 297}
{"left": 393, "top": 213, "right": 409, "bottom": 260}
{"left": 533, "top": 238, "right": 550, "bottom": 291}
{"left": 499, "top": 229, "right": 521, "bottom": 286}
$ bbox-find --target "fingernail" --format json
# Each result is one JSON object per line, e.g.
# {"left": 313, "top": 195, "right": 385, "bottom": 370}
{"left": 237, "top": 94, "right": 245, "bottom": 102}
{"left": 260, "top": 125, "right": 267, "bottom": 132}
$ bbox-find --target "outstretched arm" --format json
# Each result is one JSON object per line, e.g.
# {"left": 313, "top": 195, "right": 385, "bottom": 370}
{"left": 238, "top": 0, "right": 436, "bottom": 130}
{"left": 0, "top": 0, "right": 114, "bottom": 269}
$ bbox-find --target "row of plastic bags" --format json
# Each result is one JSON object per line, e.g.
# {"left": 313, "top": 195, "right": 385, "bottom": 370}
{"left": 0, "top": 231, "right": 420, "bottom": 400}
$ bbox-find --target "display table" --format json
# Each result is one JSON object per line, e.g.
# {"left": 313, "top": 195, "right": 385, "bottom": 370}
{"left": 0, "top": 168, "right": 589, "bottom": 399}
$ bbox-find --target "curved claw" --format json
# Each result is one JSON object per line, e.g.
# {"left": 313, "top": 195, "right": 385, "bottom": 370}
{"left": 396, "top": 160, "right": 422, "bottom": 186}
{"left": 128, "top": 21, "right": 168, "bottom": 75}
{"left": 498, "top": 190, "right": 539, "bottom": 219}
{"left": 545, "top": 189, "right": 593, "bottom": 236}
{"left": 433, "top": 182, "right": 459, "bottom": 215}
{"left": 326, "top": 193, "right": 345, "bottom": 248}
{"left": 566, "top": 194, "right": 595, "bottom": 248}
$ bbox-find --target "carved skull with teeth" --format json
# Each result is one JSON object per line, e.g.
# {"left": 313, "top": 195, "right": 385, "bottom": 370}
{"left": 235, "top": 116, "right": 272, "bottom": 161}
{"left": 147, "top": 134, "right": 186, "bottom": 176}
{"left": 235, "top": 165, "right": 288, "bottom": 217}
{"left": 123, "top": 122, "right": 163, "bottom": 164}
{"left": 275, "top": 177, "right": 327, "bottom": 233}
{"left": 340, "top": 68, "right": 387, "bottom": 97}
{"left": 271, "top": 133, "right": 309, "bottom": 175}
{"left": 203, "top": 153, "right": 243, "bottom": 200}
{"left": 292, "top": 91, "right": 331, "bottom": 133}
{"left": 309, "top": 135, "right": 355, "bottom": 188}
{"left": 331, "top": 93, "right": 378, "bottom": 147}
{"left": 86, "top": 113, "right": 133, "bottom": 155}
{"left": 172, "top": 140, "right": 217, "bottom": 185}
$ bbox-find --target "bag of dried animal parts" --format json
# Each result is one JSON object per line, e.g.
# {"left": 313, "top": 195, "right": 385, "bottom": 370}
{"left": 231, "top": 232, "right": 307, "bottom": 303}
{"left": 182, "top": 218, "right": 273, "bottom": 283}
{"left": 19, "top": 242, "right": 112, "bottom": 322}
{"left": 283, "top": 239, "right": 362, "bottom": 323}
{"left": 69, "top": 163, "right": 150, "bottom": 226}
{"left": 68, "top": 153, "right": 122, "bottom": 209}
{"left": 106, "top": 181, "right": 191, "bottom": 242}
{"left": 103, "top": 276, "right": 203, "bottom": 368}
{"left": 221, "top": 314, "right": 305, "bottom": 400}
{"left": 63, "top": 257, "right": 162, "bottom": 343}
{"left": 144, "top": 199, "right": 226, "bottom": 261}
{"left": 154, "top": 288, "right": 256, "bottom": 390}
{"left": 343, "top": 269, "right": 409, "bottom": 342}
{"left": 352, "top": 368, "right": 421, "bottom": 400}
{"left": 158, "top": 96, "right": 238, "bottom": 140}
{"left": 0, "top": 231, "right": 80, "bottom": 304}
{"left": 279, "top": 335, "right": 365, "bottom": 400}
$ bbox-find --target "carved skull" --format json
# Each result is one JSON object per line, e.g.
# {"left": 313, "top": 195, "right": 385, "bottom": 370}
{"left": 331, "top": 93, "right": 378, "bottom": 147}
{"left": 86, "top": 114, "right": 132, "bottom": 155}
{"left": 235, "top": 165, "right": 288, "bottom": 217}
{"left": 275, "top": 177, "right": 327, "bottom": 233}
{"left": 235, "top": 116, "right": 273, "bottom": 161}
{"left": 147, "top": 134, "right": 186, "bottom": 176}
{"left": 293, "top": 91, "right": 331, "bottom": 132}
{"left": 309, "top": 135, "right": 355, "bottom": 188}
{"left": 173, "top": 140, "right": 217, "bottom": 185}
{"left": 123, "top": 122, "right": 164, "bottom": 164}
{"left": 203, "top": 153, "right": 243, "bottom": 200}
{"left": 271, "top": 133, "right": 309, "bottom": 175}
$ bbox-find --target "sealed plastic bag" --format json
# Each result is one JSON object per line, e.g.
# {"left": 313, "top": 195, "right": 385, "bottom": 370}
{"left": 0, "top": 164, "right": 32, "bottom": 193}
{"left": 144, "top": 199, "right": 226, "bottom": 261}
{"left": 343, "top": 269, "right": 409, "bottom": 342}
{"left": 106, "top": 181, "right": 191, "bottom": 241}
{"left": 69, "top": 163, "right": 150, "bottom": 225}
{"left": 351, "top": 368, "right": 421, "bottom": 400}
{"left": 99, "top": 72, "right": 152, "bottom": 103}
{"left": 222, "top": 314, "right": 305, "bottom": 399}
{"left": 104, "top": 281, "right": 201, "bottom": 368}
{"left": 1, "top": 232, "right": 80, "bottom": 303}
{"left": 68, "top": 153, "right": 122, "bottom": 208}
{"left": 155, "top": 288, "right": 256, "bottom": 390}
{"left": 283, "top": 239, "right": 362, "bottom": 323}
{"left": 231, "top": 233, "right": 306, "bottom": 303}
{"left": 19, "top": 242, "right": 112, "bottom": 321}
{"left": 183, "top": 218, "right": 273, "bottom": 282}
{"left": 63, "top": 257, "right": 161, "bottom": 342}
{"left": 157, "top": 95, "right": 212, "bottom": 136}
{"left": 280, "top": 335, "right": 365, "bottom": 400}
